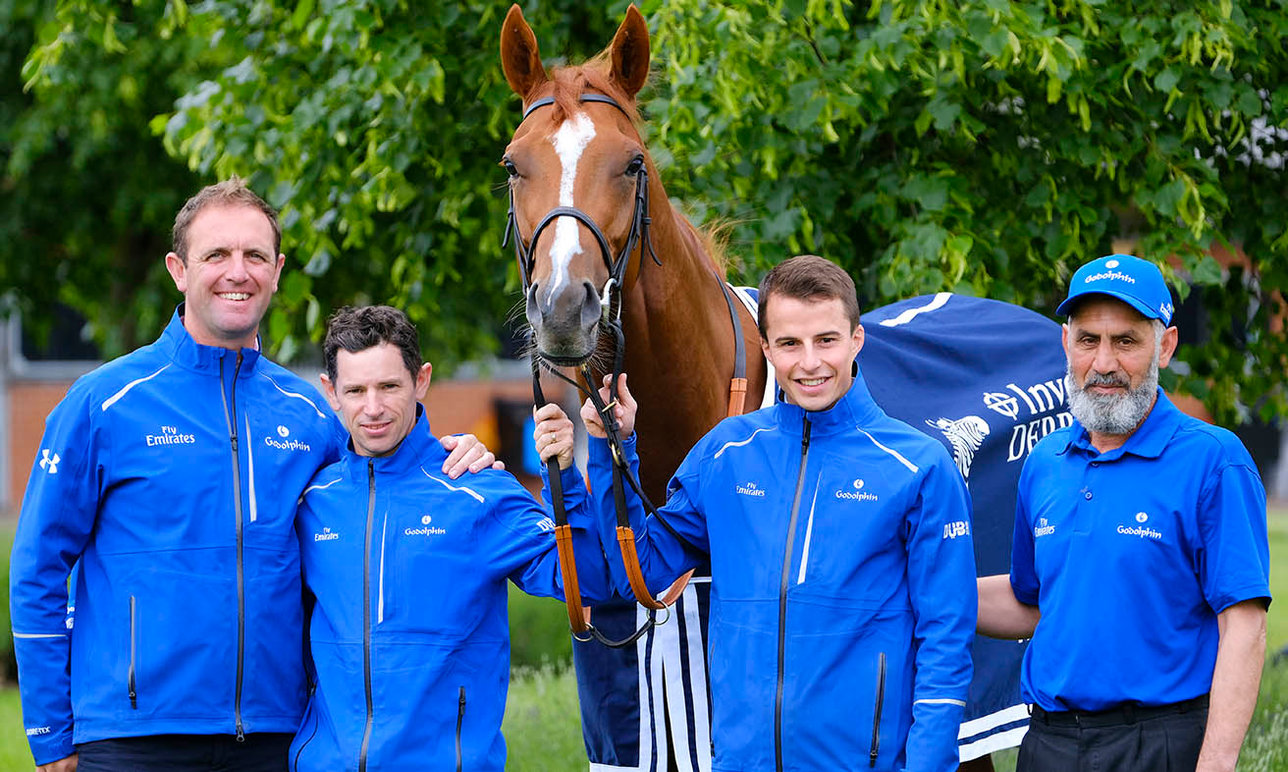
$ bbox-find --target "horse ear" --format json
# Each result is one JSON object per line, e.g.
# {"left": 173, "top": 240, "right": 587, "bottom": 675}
{"left": 500, "top": 4, "right": 548, "bottom": 99}
{"left": 610, "top": 4, "right": 650, "bottom": 98}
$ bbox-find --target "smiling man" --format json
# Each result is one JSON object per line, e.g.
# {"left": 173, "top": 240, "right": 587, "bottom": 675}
{"left": 977, "top": 255, "right": 1271, "bottom": 772}
{"left": 538, "top": 255, "right": 977, "bottom": 772}
{"left": 10, "top": 180, "right": 497, "bottom": 772}
{"left": 289, "top": 305, "right": 607, "bottom": 771}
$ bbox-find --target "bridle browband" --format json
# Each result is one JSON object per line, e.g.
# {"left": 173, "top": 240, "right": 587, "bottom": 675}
{"left": 504, "top": 92, "right": 747, "bottom": 649}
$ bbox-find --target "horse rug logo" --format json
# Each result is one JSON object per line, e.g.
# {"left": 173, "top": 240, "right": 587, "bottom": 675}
{"left": 982, "top": 393, "right": 1020, "bottom": 420}
{"left": 926, "top": 416, "right": 990, "bottom": 480}
{"left": 39, "top": 449, "right": 60, "bottom": 475}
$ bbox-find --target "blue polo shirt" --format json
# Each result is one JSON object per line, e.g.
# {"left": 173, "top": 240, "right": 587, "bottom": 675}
{"left": 1011, "top": 388, "right": 1270, "bottom": 712}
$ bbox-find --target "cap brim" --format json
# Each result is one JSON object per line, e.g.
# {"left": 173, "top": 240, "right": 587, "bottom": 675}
{"left": 1057, "top": 289, "right": 1163, "bottom": 321}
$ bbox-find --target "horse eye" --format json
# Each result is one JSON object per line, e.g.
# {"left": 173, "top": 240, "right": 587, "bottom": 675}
{"left": 502, "top": 158, "right": 519, "bottom": 177}
{"left": 625, "top": 156, "right": 645, "bottom": 176}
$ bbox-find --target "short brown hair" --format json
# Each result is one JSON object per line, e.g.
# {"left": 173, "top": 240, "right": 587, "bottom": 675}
{"left": 324, "top": 305, "right": 423, "bottom": 385}
{"left": 171, "top": 177, "right": 281, "bottom": 263}
{"left": 757, "top": 255, "right": 861, "bottom": 338}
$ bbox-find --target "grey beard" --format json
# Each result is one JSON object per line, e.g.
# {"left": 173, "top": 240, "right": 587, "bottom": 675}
{"left": 1066, "top": 351, "right": 1160, "bottom": 437}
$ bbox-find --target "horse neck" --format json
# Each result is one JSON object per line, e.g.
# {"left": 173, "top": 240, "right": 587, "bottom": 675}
{"left": 615, "top": 194, "right": 746, "bottom": 499}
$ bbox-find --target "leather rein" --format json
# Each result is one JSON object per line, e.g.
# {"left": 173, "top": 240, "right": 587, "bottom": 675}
{"left": 505, "top": 92, "right": 748, "bottom": 647}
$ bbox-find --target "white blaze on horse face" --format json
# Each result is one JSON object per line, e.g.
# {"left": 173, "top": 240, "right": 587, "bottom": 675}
{"left": 546, "top": 111, "right": 596, "bottom": 302}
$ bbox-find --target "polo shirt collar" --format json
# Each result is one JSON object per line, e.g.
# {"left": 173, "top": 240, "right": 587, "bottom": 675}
{"left": 1064, "top": 386, "right": 1180, "bottom": 460}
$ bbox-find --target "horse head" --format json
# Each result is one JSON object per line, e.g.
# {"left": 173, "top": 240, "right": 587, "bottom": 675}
{"left": 500, "top": 4, "right": 655, "bottom": 365}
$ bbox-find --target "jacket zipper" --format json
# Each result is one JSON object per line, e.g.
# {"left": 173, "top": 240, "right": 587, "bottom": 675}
{"left": 220, "top": 353, "right": 248, "bottom": 741}
{"left": 456, "top": 686, "right": 467, "bottom": 772}
{"left": 359, "top": 460, "right": 376, "bottom": 772}
{"left": 774, "top": 418, "right": 811, "bottom": 772}
{"left": 128, "top": 595, "right": 137, "bottom": 709}
{"left": 869, "top": 652, "right": 887, "bottom": 768}
{"left": 292, "top": 699, "right": 319, "bottom": 772}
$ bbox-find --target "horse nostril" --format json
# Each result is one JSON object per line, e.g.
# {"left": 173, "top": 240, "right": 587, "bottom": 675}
{"left": 580, "top": 281, "right": 602, "bottom": 329}
{"left": 525, "top": 283, "right": 544, "bottom": 329}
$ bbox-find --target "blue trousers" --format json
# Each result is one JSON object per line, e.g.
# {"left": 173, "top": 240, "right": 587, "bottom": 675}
{"left": 76, "top": 733, "right": 293, "bottom": 772}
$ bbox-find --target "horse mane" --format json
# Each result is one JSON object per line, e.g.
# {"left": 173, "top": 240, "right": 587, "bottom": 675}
{"left": 526, "top": 54, "right": 732, "bottom": 276}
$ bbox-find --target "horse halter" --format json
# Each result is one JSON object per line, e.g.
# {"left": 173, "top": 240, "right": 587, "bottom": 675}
{"left": 501, "top": 92, "right": 661, "bottom": 321}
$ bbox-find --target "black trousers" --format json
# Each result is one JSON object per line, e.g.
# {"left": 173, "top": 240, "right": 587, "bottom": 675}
{"left": 1017, "top": 695, "right": 1208, "bottom": 772}
{"left": 76, "top": 733, "right": 293, "bottom": 772}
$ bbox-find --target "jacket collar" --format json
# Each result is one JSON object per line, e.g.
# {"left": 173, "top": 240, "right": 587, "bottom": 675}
{"left": 1062, "top": 386, "right": 1180, "bottom": 461}
{"left": 343, "top": 405, "right": 444, "bottom": 481}
{"left": 774, "top": 362, "right": 886, "bottom": 437}
{"left": 159, "top": 304, "right": 263, "bottom": 375}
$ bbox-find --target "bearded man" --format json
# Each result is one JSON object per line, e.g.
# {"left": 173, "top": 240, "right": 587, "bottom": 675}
{"left": 977, "top": 254, "right": 1270, "bottom": 772}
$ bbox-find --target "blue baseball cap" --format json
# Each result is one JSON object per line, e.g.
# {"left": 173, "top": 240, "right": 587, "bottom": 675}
{"left": 1056, "top": 254, "right": 1174, "bottom": 324}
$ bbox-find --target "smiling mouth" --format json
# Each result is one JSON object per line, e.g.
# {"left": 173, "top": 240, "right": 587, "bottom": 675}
{"left": 218, "top": 292, "right": 251, "bottom": 301}
{"left": 797, "top": 377, "right": 829, "bottom": 387}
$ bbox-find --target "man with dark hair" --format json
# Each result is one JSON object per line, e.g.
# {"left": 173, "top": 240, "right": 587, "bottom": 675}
{"left": 538, "top": 254, "right": 977, "bottom": 771}
{"left": 289, "top": 305, "right": 606, "bottom": 771}
{"left": 977, "top": 254, "right": 1270, "bottom": 772}
{"left": 10, "top": 181, "right": 496, "bottom": 772}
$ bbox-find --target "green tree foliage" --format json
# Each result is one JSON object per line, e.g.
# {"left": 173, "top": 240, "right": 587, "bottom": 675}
{"left": 7, "top": 0, "right": 1286, "bottom": 423}
{"left": 0, "top": 0, "right": 205, "bottom": 355}
{"left": 642, "top": 0, "right": 1288, "bottom": 424}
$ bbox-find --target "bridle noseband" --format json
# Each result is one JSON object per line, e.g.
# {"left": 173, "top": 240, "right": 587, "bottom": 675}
{"left": 501, "top": 93, "right": 661, "bottom": 322}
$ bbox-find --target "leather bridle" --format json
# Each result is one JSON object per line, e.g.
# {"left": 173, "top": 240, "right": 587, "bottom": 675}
{"left": 504, "top": 92, "right": 746, "bottom": 648}
{"left": 502, "top": 93, "right": 660, "bottom": 323}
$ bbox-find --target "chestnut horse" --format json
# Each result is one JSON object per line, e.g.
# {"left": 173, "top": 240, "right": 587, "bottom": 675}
{"left": 500, "top": 4, "right": 766, "bottom": 504}
{"left": 500, "top": 5, "right": 994, "bottom": 772}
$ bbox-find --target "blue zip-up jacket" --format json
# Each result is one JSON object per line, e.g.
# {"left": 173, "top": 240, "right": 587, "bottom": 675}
{"left": 9, "top": 308, "right": 342, "bottom": 764}
{"left": 290, "top": 409, "right": 608, "bottom": 772}
{"left": 587, "top": 375, "right": 976, "bottom": 772}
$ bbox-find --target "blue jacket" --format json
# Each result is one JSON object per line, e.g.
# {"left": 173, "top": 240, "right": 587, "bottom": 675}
{"left": 587, "top": 375, "right": 976, "bottom": 772}
{"left": 9, "top": 309, "right": 342, "bottom": 764}
{"left": 290, "top": 409, "right": 607, "bottom": 772}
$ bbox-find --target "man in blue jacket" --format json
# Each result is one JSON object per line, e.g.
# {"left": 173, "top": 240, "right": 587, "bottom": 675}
{"left": 977, "top": 255, "right": 1270, "bottom": 772}
{"left": 289, "top": 305, "right": 608, "bottom": 771}
{"left": 541, "top": 255, "right": 977, "bottom": 771}
{"left": 10, "top": 181, "right": 497, "bottom": 772}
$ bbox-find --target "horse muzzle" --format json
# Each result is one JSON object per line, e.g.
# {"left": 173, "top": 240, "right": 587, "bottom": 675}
{"left": 526, "top": 280, "right": 603, "bottom": 363}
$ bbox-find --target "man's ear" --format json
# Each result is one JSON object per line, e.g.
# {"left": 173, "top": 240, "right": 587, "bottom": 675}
{"left": 414, "top": 362, "right": 433, "bottom": 401}
{"left": 1158, "top": 325, "right": 1179, "bottom": 369}
{"left": 319, "top": 373, "right": 341, "bottom": 412}
{"left": 165, "top": 252, "right": 187, "bottom": 293}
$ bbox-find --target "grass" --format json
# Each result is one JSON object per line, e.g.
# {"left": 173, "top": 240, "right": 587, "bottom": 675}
{"left": 1, "top": 509, "right": 1285, "bottom": 768}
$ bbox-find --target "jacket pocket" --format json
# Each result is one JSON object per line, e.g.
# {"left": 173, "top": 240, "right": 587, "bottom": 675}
{"left": 128, "top": 595, "right": 138, "bottom": 709}
{"left": 455, "top": 686, "right": 467, "bottom": 772}
{"left": 868, "top": 652, "right": 886, "bottom": 768}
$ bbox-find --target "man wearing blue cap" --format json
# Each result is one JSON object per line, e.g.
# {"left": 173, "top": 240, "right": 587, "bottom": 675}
{"left": 977, "top": 254, "right": 1270, "bottom": 772}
